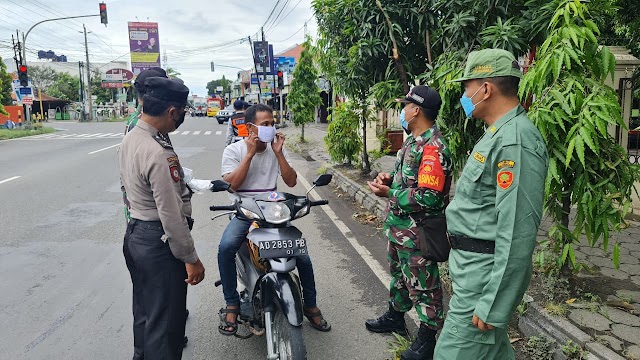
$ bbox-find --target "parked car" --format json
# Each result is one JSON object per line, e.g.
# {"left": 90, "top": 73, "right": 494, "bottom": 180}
{"left": 216, "top": 106, "right": 235, "bottom": 124}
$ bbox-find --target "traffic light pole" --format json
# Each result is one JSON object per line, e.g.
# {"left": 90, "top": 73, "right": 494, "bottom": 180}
{"left": 22, "top": 15, "right": 99, "bottom": 63}
{"left": 83, "top": 24, "right": 93, "bottom": 121}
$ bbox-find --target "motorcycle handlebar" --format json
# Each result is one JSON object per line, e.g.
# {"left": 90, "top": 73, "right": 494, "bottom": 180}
{"left": 310, "top": 200, "right": 329, "bottom": 207}
{"left": 210, "top": 205, "right": 235, "bottom": 211}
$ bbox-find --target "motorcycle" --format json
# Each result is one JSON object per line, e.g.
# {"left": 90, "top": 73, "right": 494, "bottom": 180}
{"left": 209, "top": 174, "right": 333, "bottom": 360}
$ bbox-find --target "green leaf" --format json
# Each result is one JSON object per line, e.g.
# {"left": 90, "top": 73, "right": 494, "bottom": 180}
{"left": 613, "top": 243, "right": 620, "bottom": 269}
{"left": 561, "top": 243, "right": 571, "bottom": 265}
{"left": 565, "top": 137, "right": 575, "bottom": 167}
{"left": 579, "top": 127, "right": 598, "bottom": 153}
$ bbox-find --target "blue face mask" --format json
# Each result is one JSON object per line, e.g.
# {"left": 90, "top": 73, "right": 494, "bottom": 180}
{"left": 400, "top": 107, "right": 417, "bottom": 134}
{"left": 460, "top": 84, "right": 486, "bottom": 118}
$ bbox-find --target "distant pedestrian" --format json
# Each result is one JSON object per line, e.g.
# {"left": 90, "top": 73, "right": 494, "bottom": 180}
{"left": 225, "top": 100, "right": 249, "bottom": 146}
{"left": 433, "top": 49, "right": 549, "bottom": 360}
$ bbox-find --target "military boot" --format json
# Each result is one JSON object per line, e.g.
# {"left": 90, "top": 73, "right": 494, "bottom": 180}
{"left": 400, "top": 323, "right": 437, "bottom": 360}
{"left": 365, "top": 304, "right": 407, "bottom": 336}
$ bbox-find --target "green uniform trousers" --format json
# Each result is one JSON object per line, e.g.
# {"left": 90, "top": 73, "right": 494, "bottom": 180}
{"left": 388, "top": 241, "right": 444, "bottom": 330}
{"left": 433, "top": 249, "right": 516, "bottom": 360}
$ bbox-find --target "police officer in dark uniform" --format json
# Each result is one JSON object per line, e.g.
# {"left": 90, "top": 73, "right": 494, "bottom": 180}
{"left": 119, "top": 77, "right": 205, "bottom": 360}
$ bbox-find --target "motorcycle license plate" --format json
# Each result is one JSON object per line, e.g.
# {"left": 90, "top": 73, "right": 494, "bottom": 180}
{"left": 258, "top": 238, "right": 308, "bottom": 258}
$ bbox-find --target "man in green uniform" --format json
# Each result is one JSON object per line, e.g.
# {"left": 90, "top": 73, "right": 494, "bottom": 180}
{"left": 433, "top": 49, "right": 548, "bottom": 360}
{"left": 366, "top": 85, "right": 453, "bottom": 360}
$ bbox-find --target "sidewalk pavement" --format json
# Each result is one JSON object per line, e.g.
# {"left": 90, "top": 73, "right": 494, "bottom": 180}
{"left": 281, "top": 121, "right": 640, "bottom": 358}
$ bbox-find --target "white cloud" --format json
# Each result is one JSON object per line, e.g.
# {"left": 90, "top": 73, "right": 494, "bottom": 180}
{"left": 0, "top": 0, "right": 318, "bottom": 97}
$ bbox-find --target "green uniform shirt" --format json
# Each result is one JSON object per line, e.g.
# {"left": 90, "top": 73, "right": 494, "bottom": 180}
{"left": 125, "top": 105, "right": 141, "bottom": 135}
{"left": 446, "top": 105, "right": 548, "bottom": 327}
{"left": 384, "top": 126, "right": 453, "bottom": 248}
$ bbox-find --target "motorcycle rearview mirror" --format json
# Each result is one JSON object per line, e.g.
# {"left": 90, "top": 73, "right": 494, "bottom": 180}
{"left": 210, "top": 180, "right": 232, "bottom": 193}
{"left": 313, "top": 174, "right": 333, "bottom": 187}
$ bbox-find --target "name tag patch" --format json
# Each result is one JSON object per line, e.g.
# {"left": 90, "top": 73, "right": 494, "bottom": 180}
{"left": 497, "top": 160, "right": 515, "bottom": 169}
{"left": 474, "top": 152, "right": 486, "bottom": 164}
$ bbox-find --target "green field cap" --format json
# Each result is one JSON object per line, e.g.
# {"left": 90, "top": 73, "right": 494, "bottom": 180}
{"left": 451, "top": 49, "right": 522, "bottom": 82}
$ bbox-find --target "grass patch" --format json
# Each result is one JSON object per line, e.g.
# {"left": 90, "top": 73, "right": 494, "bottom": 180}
{"left": 0, "top": 127, "right": 55, "bottom": 140}
{"left": 387, "top": 332, "right": 413, "bottom": 360}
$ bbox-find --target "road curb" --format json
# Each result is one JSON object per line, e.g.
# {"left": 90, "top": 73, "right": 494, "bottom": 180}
{"left": 328, "top": 167, "right": 625, "bottom": 360}
{"left": 518, "top": 300, "right": 626, "bottom": 360}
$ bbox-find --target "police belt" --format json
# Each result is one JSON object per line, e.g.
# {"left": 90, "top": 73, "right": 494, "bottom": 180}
{"left": 131, "top": 217, "right": 194, "bottom": 231}
{"left": 448, "top": 234, "right": 495, "bottom": 254}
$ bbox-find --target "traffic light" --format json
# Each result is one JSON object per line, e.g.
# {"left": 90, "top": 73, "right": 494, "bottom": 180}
{"left": 277, "top": 71, "right": 284, "bottom": 90}
{"left": 99, "top": 3, "right": 108, "bottom": 25}
{"left": 18, "top": 65, "right": 28, "bottom": 87}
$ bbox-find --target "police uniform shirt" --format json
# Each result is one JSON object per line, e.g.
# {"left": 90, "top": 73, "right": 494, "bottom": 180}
{"left": 119, "top": 120, "right": 198, "bottom": 264}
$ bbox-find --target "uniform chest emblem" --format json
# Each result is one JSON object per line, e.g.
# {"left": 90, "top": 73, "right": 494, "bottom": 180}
{"left": 497, "top": 171, "right": 514, "bottom": 190}
{"left": 497, "top": 160, "right": 515, "bottom": 169}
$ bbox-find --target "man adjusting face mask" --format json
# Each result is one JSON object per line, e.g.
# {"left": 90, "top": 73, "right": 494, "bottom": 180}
{"left": 248, "top": 123, "right": 276, "bottom": 143}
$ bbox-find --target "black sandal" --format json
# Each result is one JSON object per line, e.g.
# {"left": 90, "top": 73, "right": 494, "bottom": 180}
{"left": 218, "top": 307, "right": 240, "bottom": 336}
{"left": 303, "top": 309, "right": 332, "bottom": 332}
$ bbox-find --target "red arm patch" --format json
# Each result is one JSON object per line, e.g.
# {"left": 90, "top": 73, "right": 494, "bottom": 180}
{"left": 418, "top": 146, "right": 445, "bottom": 192}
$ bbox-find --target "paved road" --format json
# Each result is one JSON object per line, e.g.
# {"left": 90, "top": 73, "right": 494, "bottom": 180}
{"left": 0, "top": 117, "right": 403, "bottom": 360}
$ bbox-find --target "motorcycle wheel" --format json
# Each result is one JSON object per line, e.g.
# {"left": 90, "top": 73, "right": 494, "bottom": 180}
{"left": 271, "top": 304, "right": 306, "bottom": 360}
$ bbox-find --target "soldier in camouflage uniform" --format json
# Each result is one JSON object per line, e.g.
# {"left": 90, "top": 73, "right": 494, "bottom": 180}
{"left": 367, "top": 86, "right": 452, "bottom": 360}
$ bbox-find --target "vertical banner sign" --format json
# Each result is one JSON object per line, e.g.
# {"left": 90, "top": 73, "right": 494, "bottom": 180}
{"left": 128, "top": 22, "right": 161, "bottom": 75}
{"left": 253, "top": 41, "right": 271, "bottom": 74}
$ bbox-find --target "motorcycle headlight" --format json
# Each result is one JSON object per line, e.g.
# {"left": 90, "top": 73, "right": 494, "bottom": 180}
{"left": 240, "top": 207, "right": 261, "bottom": 220}
{"left": 294, "top": 204, "right": 310, "bottom": 219}
{"left": 258, "top": 201, "right": 291, "bottom": 224}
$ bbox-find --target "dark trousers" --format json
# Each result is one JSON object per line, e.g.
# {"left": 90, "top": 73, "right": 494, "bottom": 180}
{"left": 123, "top": 220, "right": 187, "bottom": 360}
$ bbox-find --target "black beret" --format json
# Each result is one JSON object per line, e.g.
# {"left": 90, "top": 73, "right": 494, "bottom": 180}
{"left": 133, "top": 67, "right": 167, "bottom": 94}
{"left": 144, "top": 77, "right": 189, "bottom": 105}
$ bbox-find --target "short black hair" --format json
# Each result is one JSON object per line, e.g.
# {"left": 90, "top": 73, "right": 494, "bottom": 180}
{"left": 142, "top": 94, "right": 184, "bottom": 116}
{"left": 245, "top": 103, "right": 273, "bottom": 123}
{"left": 419, "top": 107, "right": 438, "bottom": 123}
{"left": 484, "top": 76, "right": 520, "bottom": 97}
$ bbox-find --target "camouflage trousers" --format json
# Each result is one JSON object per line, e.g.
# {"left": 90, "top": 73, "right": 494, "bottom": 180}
{"left": 388, "top": 241, "right": 444, "bottom": 330}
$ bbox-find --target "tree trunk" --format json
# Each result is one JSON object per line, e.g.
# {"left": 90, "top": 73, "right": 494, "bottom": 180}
{"left": 301, "top": 123, "right": 305, "bottom": 143}
{"left": 560, "top": 194, "right": 572, "bottom": 277}
{"left": 426, "top": 30, "right": 433, "bottom": 66}
{"left": 375, "top": 0, "right": 410, "bottom": 94}
{"left": 361, "top": 105, "right": 371, "bottom": 174}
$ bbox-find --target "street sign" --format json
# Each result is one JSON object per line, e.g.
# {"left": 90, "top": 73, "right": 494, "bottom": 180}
{"left": 22, "top": 97, "right": 33, "bottom": 105}
{"left": 106, "top": 68, "right": 135, "bottom": 82}
{"left": 101, "top": 81, "right": 124, "bottom": 89}
{"left": 216, "top": 86, "right": 223, "bottom": 92}
{"left": 19, "top": 87, "right": 33, "bottom": 95}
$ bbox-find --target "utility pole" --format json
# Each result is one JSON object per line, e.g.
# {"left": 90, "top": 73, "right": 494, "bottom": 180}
{"left": 83, "top": 24, "right": 93, "bottom": 121}
{"left": 261, "top": 27, "right": 267, "bottom": 105}
{"left": 78, "top": 61, "right": 85, "bottom": 120}
{"left": 248, "top": 36, "right": 261, "bottom": 104}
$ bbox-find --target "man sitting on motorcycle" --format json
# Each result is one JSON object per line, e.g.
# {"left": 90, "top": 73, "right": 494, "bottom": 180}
{"left": 218, "top": 103, "right": 331, "bottom": 336}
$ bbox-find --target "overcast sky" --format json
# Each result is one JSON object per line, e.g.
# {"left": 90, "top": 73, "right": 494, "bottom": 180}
{"left": 0, "top": 0, "right": 318, "bottom": 97}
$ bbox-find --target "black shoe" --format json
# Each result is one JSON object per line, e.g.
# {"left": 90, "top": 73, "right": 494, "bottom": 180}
{"left": 365, "top": 304, "right": 407, "bottom": 336}
{"left": 183, "top": 336, "right": 188, "bottom": 348}
{"left": 400, "top": 323, "right": 437, "bottom": 360}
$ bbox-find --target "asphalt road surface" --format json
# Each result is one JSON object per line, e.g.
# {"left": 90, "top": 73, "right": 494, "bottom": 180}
{"left": 0, "top": 117, "right": 408, "bottom": 360}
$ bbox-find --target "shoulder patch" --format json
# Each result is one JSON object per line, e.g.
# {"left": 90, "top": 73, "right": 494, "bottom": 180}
{"left": 497, "top": 171, "right": 514, "bottom": 190}
{"left": 153, "top": 133, "right": 173, "bottom": 149}
{"left": 473, "top": 152, "right": 486, "bottom": 164}
{"left": 418, "top": 146, "right": 445, "bottom": 192}
{"left": 497, "top": 160, "right": 515, "bottom": 169}
{"left": 169, "top": 164, "right": 180, "bottom": 182}
{"left": 167, "top": 156, "right": 179, "bottom": 163}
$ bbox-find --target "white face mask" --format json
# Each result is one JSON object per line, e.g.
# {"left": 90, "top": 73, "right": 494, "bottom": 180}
{"left": 252, "top": 124, "right": 276, "bottom": 143}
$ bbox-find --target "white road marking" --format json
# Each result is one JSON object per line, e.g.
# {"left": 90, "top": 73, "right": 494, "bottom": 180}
{"left": 98, "top": 133, "right": 114, "bottom": 137}
{"left": 85, "top": 133, "right": 102, "bottom": 137}
{"left": 88, "top": 143, "right": 120, "bottom": 155}
{"left": 59, "top": 134, "right": 76, "bottom": 138}
{"left": 75, "top": 134, "right": 91, "bottom": 137}
{"left": 193, "top": 131, "right": 201, "bottom": 135}
{"left": 215, "top": 131, "right": 222, "bottom": 135}
{"left": 169, "top": 131, "right": 179, "bottom": 135}
{"left": 0, "top": 176, "right": 21, "bottom": 185}
{"left": 296, "top": 173, "right": 421, "bottom": 327}
{"left": 181, "top": 131, "right": 190, "bottom": 135}
{"left": 205, "top": 131, "right": 212, "bottom": 135}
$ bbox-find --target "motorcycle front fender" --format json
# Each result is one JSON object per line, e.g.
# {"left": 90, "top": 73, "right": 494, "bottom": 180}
{"left": 259, "top": 272, "right": 303, "bottom": 326}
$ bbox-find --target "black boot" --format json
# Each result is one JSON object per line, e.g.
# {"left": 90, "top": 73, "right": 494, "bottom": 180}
{"left": 400, "top": 323, "right": 437, "bottom": 360}
{"left": 365, "top": 304, "right": 407, "bottom": 336}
